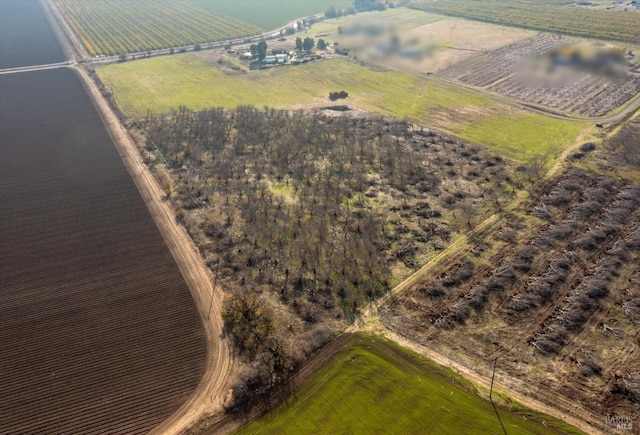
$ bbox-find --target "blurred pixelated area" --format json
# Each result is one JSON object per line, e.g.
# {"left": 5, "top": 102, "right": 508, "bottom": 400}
{"left": 439, "top": 35, "right": 640, "bottom": 116}
{"left": 309, "top": 10, "right": 640, "bottom": 116}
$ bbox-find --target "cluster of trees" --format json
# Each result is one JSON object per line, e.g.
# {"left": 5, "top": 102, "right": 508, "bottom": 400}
{"left": 141, "top": 106, "right": 509, "bottom": 407}
{"left": 325, "top": 0, "right": 388, "bottom": 18}
{"left": 418, "top": 260, "right": 475, "bottom": 299}
{"left": 505, "top": 171, "right": 616, "bottom": 313}
{"left": 221, "top": 289, "right": 333, "bottom": 411}
{"left": 295, "top": 36, "right": 326, "bottom": 52}
{"left": 512, "top": 173, "right": 640, "bottom": 355}
{"left": 354, "top": 0, "right": 388, "bottom": 12}
{"left": 249, "top": 41, "right": 268, "bottom": 60}
{"left": 434, "top": 259, "right": 516, "bottom": 329}
{"left": 145, "top": 107, "right": 508, "bottom": 308}
{"left": 325, "top": 6, "right": 356, "bottom": 18}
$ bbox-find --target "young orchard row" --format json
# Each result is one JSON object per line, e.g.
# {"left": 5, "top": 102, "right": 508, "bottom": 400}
{"left": 56, "top": 0, "right": 261, "bottom": 56}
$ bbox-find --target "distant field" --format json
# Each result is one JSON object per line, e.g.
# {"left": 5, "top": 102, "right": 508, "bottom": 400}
{"left": 437, "top": 33, "right": 640, "bottom": 117}
{"left": 194, "top": 0, "right": 353, "bottom": 31}
{"left": 307, "top": 9, "right": 535, "bottom": 74}
{"left": 99, "top": 55, "right": 585, "bottom": 161}
{"left": 0, "top": 68, "right": 206, "bottom": 434}
{"left": 235, "top": 334, "right": 580, "bottom": 434}
{"left": 411, "top": 0, "right": 640, "bottom": 44}
{"left": 0, "top": 0, "right": 65, "bottom": 68}
{"left": 55, "top": 0, "right": 261, "bottom": 56}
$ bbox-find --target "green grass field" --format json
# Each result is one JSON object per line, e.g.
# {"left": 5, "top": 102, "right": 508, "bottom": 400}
{"left": 194, "top": 0, "right": 353, "bottom": 31}
{"left": 99, "top": 55, "right": 585, "bottom": 161}
{"left": 308, "top": 7, "right": 443, "bottom": 38}
{"left": 235, "top": 334, "right": 581, "bottom": 434}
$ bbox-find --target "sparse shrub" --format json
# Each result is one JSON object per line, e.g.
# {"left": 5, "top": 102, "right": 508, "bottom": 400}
{"left": 420, "top": 283, "right": 446, "bottom": 298}
{"left": 576, "top": 354, "right": 602, "bottom": 377}
{"left": 448, "top": 299, "right": 472, "bottom": 324}
{"left": 441, "top": 260, "right": 475, "bottom": 287}
{"left": 612, "top": 372, "right": 640, "bottom": 403}
{"left": 466, "top": 285, "right": 489, "bottom": 310}
{"left": 495, "top": 227, "right": 517, "bottom": 243}
{"left": 548, "top": 221, "right": 576, "bottom": 241}
{"left": 547, "top": 187, "right": 572, "bottom": 207}
{"left": 530, "top": 202, "right": 552, "bottom": 219}
{"left": 574, "top": 233, "right": 598, "bottom": 251}
{"left": 580, "top": 142, "right": 596, "bottom": 152}
{"left": 573, "top": 200, "right": 601, "bottom": 221}
{"left": 513, "top": 244, "right": 539, "bottom": 272}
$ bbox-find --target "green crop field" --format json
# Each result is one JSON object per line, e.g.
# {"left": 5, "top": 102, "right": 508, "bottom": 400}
{"left": 194, "top": 0, "right": 354, "bottom": 31}
{"left": 55, "top": 0, "right": 261, "bottom": 56}
{"left": 308, "top": 7, "right": 444, "bottom": 39}
{"left": 411, "top": 0, "right": 640, "bottom": 44}
{"left": 99, "top": 55, "right": 585, "bottom": 161}
{"left": 235, "top": 334, "right": 581, "bottom": 434}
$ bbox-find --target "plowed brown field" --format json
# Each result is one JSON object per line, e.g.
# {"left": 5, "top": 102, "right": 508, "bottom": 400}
{"left": 0, "top": 68, "right": 206, "bottom": 433}
{"left": 0, "top": 0, "right": 65, "bottom": 69}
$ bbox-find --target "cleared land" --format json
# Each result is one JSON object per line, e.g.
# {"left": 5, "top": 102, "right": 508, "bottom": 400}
{"left": 0, "top": 0, "right": 65, "bottom": 68}
{"left": 194, "top": 0, "right": 353, "bottom": 31}
{"left": 438, "top": 33, "right": 640, "bottom": 117}
{"left": 55, "top": 0, "right": 261, "bottom": 56}
{"left": 0, "top": 68, "right": 206, "bottom": 433}
{"left": 235, "top": 334, "right": 580, "bottom": 434}
{"left": 98, "top": 56, "right": 585, "bottom": 162}
{"left": 411, "top": 0, "right": 640, "bottom": 44}
{"left": 382, "top": 165, "right": 640, "bottom": 433}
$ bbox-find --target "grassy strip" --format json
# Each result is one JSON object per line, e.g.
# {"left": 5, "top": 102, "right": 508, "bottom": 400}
{"left": 235, "top": 334, "right": 581, "bottom": 434}
{"left": 411, "top": 0, "right": 640, "bottom": 44}
{"left": 459, "top": 113, "right": 586, "bottom": 162}
{"left": 99, "top": 56, "right": 585, "bottom": 161}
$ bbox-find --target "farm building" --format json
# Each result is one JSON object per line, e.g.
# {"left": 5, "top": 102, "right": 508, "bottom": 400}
{"left": 262, "top": 55, "right": 278, "bottom": 65}
{"left": 262, "top": 54, "right": 288, "bottom": 65}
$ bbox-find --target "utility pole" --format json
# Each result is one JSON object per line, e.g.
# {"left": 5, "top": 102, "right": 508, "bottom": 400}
{"left": 207, "top": 259, "right": 221, "bottom": 320}
{"left": 490, "top": 357, "right": 507, "bottom": 435}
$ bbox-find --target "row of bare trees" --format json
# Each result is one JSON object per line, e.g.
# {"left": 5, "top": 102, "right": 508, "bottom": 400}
{"left": 530, "top": 183, "right": 640, "bottom": 355}
{"left": 429, "top": 166, "right": 639, "bottom": 347}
